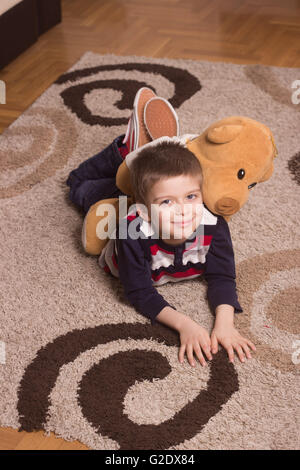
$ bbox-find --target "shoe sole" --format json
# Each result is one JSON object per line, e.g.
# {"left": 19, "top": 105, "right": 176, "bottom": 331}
{"left": 144, "top": 97, "right": 179, "bottom": 140}
{"left": 133, "top": 87, "right": 156, "bottom": 148}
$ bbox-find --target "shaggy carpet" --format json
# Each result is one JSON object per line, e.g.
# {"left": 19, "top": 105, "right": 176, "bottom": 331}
{"left": 0, "top": 52, "right": 299, "bottom": 450}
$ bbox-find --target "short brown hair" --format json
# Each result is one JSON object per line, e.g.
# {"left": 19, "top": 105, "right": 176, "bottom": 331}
{"left": 129, "top": 141, "right": 203, "bottom": 205}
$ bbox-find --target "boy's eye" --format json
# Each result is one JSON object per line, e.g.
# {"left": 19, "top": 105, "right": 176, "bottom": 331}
{"left": 160, "top": 194, "right": 199, "bottom": 205}
{"left": 160, "top": 199, "right": 172, "bottom": 205}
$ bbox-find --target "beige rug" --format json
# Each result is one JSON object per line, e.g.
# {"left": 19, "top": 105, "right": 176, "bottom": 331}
{"left": 0, "top": 52, "right": 299, "bottom": 450}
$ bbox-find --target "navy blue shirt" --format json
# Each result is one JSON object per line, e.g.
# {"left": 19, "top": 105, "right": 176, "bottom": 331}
{"left": 99, "top": 203, "right": 243, "bottom": 325}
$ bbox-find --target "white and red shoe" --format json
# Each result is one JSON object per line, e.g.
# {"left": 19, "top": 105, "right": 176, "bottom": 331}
{"left": 123, "top": 87, "right": 156, "bottom": 152}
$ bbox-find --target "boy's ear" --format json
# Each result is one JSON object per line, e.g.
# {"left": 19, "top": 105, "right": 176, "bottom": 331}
{"left": 136, "top": 202, "right": 150, "bottom": 222}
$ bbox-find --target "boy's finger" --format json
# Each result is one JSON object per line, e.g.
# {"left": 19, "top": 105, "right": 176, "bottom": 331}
{"left": 194, "top": 344, "right": 207, "bottom": 367}
{"left": 246, "top": 339, "right": 256, "bottom": 351}
{"left": 235, "top": 345, "right": 245, "bottom": 363}
{"left": 179, "top": 345, "right": 186, "bottom": 364}
{"left": 186, "top": 344, "right": 195, "bottom": 367}
{"left": 242, "top": 343, "right": 252, "bottom": 359}
{"left": 211, "top": 333, "right": 218, "bottom": 354}
{"left": 201, "top": 343, "right": 212, "bottom": 361}
{"left": 227, "top": 346, "right": 235, "bottom": 363}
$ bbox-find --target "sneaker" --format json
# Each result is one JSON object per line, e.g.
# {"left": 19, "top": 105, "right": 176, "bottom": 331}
{"left": 122, "top": 87, "right": 156, "bottom": 152}
{"left": 144, "top": 96, "right": 179, "bottom": 140}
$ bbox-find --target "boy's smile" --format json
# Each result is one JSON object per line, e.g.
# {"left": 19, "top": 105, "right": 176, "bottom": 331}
{"left": 137, "top": 174, "right": 204, "bottom": 246}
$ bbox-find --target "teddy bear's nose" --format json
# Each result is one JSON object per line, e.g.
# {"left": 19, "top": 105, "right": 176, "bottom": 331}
{"left": 215, "top": 197, "right": 240, "bottom": 216}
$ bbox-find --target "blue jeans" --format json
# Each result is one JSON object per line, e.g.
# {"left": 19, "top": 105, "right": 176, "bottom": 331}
{"left": 66, "top": 134, "right": 126, "bottom": 214}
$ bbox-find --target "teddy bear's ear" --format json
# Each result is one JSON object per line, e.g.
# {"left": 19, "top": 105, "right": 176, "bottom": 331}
{"left": 207, "top": 124, "right": 244, "bottom": 144}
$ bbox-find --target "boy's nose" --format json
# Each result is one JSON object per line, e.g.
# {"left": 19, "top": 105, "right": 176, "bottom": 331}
{"left": 174, "top": 202, "right": 191, "bottom": 216}
{"left": 174, "top": 203, "right": 184, "bottom": 215}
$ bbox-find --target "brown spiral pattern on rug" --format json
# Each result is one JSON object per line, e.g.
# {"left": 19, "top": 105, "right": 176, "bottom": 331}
{"left": 17, "top": 322, "right": 238, "bottom": 450}
{"left": 288, "top": 151, "right": 300, "bottom": 185}
{"left": 234, "top": 248, "right": 300, "bottom": 375}
{"left": 244, "top": 64, "right": 300, "bottom": 111}
{"left": 54, "top": 63, "right": 201, "bottom": 126}
{"left": 0, "top": 107, "right": 78, "bottom": 198}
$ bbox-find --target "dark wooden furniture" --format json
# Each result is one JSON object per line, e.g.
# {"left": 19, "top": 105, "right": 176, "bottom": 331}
{"left": 0, "top": 0, "right": 62, "bottom": 69}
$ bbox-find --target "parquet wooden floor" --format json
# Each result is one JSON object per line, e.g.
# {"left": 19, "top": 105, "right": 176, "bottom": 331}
{"left": 0, "top": 0, "right": 299, "bottom": 450}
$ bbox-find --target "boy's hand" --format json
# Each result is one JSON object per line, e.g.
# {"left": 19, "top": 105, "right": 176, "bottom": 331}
{"left": 211, "top": 324, "right": 256, "bottom": 363}
{"left": 178, "top": 317, "right": 213, "bottom": 367}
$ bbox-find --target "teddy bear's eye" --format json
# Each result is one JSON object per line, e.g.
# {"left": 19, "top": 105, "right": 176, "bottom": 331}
{"left": 248, "top": 182, "right": 257, "bottom": 189}
{"left": 237, "top": 169, "right": 245, "bottom": 179}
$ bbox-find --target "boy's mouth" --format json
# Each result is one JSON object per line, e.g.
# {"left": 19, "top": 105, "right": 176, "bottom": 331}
{"left": 172, "top": 217, "right": 194, "bottom": 226}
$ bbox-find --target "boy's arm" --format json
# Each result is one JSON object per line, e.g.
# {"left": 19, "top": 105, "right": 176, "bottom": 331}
{"left": 215, "top": 304, "right": 235, "bottom": 325}
{"left": 116, "top": 235, "right": 176, "bottom": 325}
{"left": 116, "top": 228, "right": 213, "bottom": 366}
{"left": 204, "top": 215, "right": 243, "bottom": 317}
{"left": 155, "top": 305, "right": 190, "bottom": 331}
{"left": 204, "top": 220, "right": 257, "bottom": 363}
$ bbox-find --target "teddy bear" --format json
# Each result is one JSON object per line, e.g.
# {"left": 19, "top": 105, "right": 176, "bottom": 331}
{"left": 81, "top": 115, "right": 277, "bottom": 256}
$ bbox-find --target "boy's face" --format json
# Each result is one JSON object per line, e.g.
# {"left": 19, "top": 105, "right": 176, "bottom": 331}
{"left": 137, "top": 174, "right": 204, "bottom": 244}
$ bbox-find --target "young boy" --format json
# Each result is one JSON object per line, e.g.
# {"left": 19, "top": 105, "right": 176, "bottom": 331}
{"left": 96, "top": 140, "right": 256, "bottom": 368}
